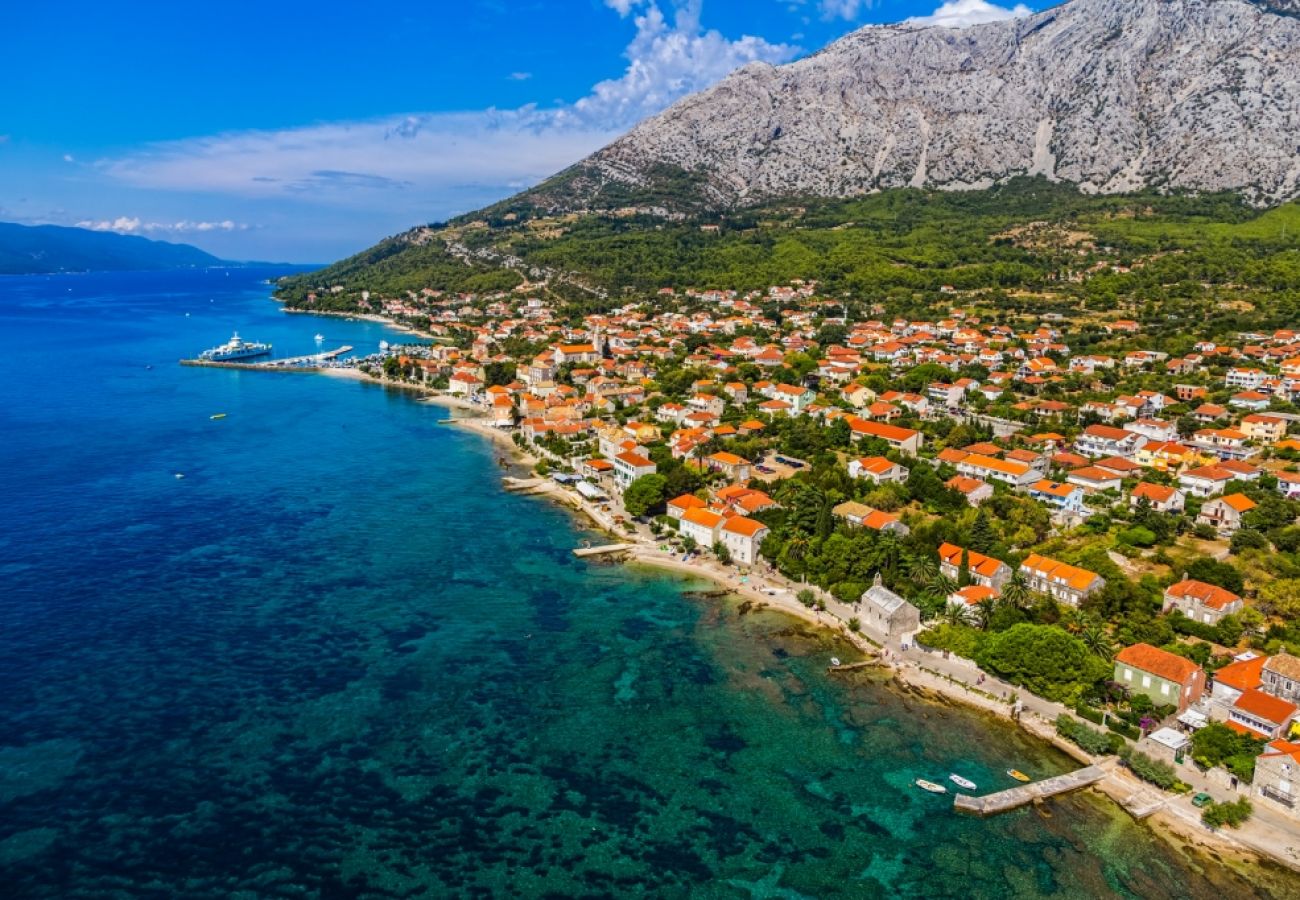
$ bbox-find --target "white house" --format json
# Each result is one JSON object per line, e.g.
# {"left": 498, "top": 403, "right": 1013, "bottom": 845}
{"left": 613, "top": 451, "right": 657, "bottom": 490}
{"left": 848, "top": 456, "right": 908, "bottom": 484}
{"left": 720, "top": 515, "right": 769, "bottom": 565}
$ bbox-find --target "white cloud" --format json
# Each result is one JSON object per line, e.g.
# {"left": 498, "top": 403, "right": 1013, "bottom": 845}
{"left": 906, "top": 0, "right": 1032, "bottom": 28}
{"left": 99, "top": 2, "right": 797, "bottom": 206}
{"left": 507, "top": 71, "right": 532, "bottom": 81}
{"left": 75, "top": 217, "right": 250, "bottom": 235}
{"left": 63, "top": 154, "right": 75, "bottom": 162}
{"left": 819, "top": 0, "right": 873, "bottom": 20}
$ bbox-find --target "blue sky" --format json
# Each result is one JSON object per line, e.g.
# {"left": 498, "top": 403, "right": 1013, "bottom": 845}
{"left": 0, "top": 0, "right": 1035, "bottom": 262}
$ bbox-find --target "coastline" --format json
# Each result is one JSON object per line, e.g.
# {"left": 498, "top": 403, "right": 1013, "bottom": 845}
{"left": 310, "top": 362, "right": 1296, "bottom": 883}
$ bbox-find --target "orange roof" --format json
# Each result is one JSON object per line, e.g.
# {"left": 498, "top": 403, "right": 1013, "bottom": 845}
{"left": 1020, "top": 553, "right": 1101, "bottom": 591}
{"left": 722, "top": 515, "right": 767, "bottom": 538}
{"left": 1213, "top": 655, "right": 1266, "bottom": 692}
{"left": 937, "top": 448, "right": 970, "bottom": 464}
{"left": 615, "top": 451, "right": 654, "bottom": 468}
{"left": 855, "top": 456, "right": 898, "bottom": 474}
{"left": 1167, "top": 579, "right": 1242, "bottom": 611}
{"left": 946, "top": 475, "right": 986, "bottom": 494}
{"left": 668, "top": 494, "right": 707, "bottom": 511}
{"left": 1069, "top": 466, "right": 1120, "bottom": 484}
{"left": 586, "top": 458, "right": 614, "bottom": 471}
{"left": 962, "top": 453, "right": 1030, "bottom": 477}
{"left": 1115, "top": 643, "right": 1202, "bottom": 684}
{"left": 1031, "top": 480, "right": 1077, "bottom": 498}
{"left": 952, "top": 585, "right": 999, "bottom": 605}
{"left": 708, "top": 451, "right": 748, "bottom": 466}
{"left": 848, "top": 418, "right": 919, "bottom": 443}
{"left": 1219, "top": 493, "right": 1257, "bottom": 513}
{"left": 682, "top": 508, "right": 724, "bottom": 528}
{"left": 937, "top": 543, "right": 1006, "bottom": 578}
{"left": 1132, "top": 482, "right": 1176, "bottom": 503}
{"left": 861, "top": 509, "right": 901, "bottom": 531}
{"left": 1262, "top": 739, "right": 1300, "bottom": 763}
{"left": 1233, "top": 689, "right": 1297, "bottom": 726}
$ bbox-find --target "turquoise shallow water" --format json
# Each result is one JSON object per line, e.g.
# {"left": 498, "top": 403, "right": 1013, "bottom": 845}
{"left": 0, "top": 269, "right": 1285, "bottom": 897}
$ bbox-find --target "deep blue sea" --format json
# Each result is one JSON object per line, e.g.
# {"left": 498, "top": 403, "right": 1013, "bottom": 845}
{"left": 0, "top": 268, "right": 1286, "bottom": 898}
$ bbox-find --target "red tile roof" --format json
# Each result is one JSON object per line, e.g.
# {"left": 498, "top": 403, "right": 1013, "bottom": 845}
{"left": 1115, "top": 643, "right": 1202, "bottom": 685}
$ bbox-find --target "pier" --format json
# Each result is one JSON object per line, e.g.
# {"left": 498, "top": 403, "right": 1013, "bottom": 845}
{"left": 573, "top": 543, "right": 636, "bottom": 558}
{"left": 953, "top": 764, "right": 1106, "bottom": 816}
{"left": 180, "top": 346, "right": 353, "bottom": 370}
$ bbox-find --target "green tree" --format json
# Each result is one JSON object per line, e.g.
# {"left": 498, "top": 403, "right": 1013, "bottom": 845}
{"left": 622, "top": 474, "right": 668, "bottom": 517}
{"left": 975, "top": 624, "right": 1109, "bottom": 703}
{"left": 713, "top": 541, "right": 733, "bottom": 565}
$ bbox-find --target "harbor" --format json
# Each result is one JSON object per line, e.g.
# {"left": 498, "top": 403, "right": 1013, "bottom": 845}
{"left": 180, "top": 345, "right": 352, "bottom": 370}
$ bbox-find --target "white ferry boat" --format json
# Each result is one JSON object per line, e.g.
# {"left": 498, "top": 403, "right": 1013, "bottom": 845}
{"left": 199, "top": 332, "right": 272, "bottom": 362}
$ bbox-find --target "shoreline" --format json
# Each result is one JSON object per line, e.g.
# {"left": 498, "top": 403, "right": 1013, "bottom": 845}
{"left": 307, "top": 351, "right": 1296, "bottom": 881}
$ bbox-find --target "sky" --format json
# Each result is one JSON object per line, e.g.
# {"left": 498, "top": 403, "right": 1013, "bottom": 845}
{"left": 0, "top": 0, "right": 1037, "bottom": 262}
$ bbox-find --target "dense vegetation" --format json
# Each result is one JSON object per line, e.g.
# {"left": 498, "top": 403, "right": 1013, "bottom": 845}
{"left": 274, "top": 179, "right": 1300, "bottom": 328}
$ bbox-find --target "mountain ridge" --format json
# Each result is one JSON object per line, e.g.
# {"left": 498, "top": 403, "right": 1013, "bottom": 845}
{"left": 0, "top": 222, "right": 224, "bottom": 275}
{"left": 498, "top": 0, "right": 1300, "bottom": 218}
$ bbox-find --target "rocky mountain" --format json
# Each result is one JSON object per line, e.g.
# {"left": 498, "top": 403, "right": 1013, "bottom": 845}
{"left": 507, "top": 0, "right": 1300, "bottom": 216}
{"left": 0, "top": 222, "right": 223, "bottom": 275}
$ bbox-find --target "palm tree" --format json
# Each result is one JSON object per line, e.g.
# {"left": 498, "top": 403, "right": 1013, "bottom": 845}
{"left": 785, "top": 534, "right": 810, "bottom": 562}
{"left": 974, "top": 598, "right": 998, "bottom": 630}
{"left": 1078, "top": 616, "right": 1114, "bottom": 661}
{"left": 1000, "top": 570, "right": 1032, "bottom": 610}
{"left": 908, "top": 554, "right": 940, "bottom": 588}
{"left": 942, "top": 601, "right": 977, "bottom": 628}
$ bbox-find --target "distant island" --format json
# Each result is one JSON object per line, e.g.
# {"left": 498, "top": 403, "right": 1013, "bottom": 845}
{"left": 0, "top": 221, "right": 224, "bottom": 275}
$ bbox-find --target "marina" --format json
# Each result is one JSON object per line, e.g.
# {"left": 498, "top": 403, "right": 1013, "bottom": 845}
{"left": 181, "top": 345, "right": 352, "bottom": 370}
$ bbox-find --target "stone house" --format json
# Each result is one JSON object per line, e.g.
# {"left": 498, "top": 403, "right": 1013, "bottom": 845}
{"left": 860, "top": 573, "right": 920, "bottom": 641}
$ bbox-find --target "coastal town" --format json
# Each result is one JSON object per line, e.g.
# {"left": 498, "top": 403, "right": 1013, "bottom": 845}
{"left": 292, "top": 272, "right": 1300, "bottom": 868}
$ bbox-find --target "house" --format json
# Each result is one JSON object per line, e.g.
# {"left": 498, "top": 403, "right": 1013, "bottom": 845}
{"left": 1209, "top": 654, "right": 1267, "bottom": 713}
{"left": 667, "top": 493, "right": 708, "bottom": 520}
{"left": 848, "top": 456, "right": 909, "bottom": 484}
{"left": 1163, "top": 578, "right": 1244, "bottom": 625}
{"left": 1226, "top": 689, "right": 1297, "bottom": 740}
{"left": 1252, "top": 740, "right": 1300, "bottom": 818}
{"left": 1076, "top": 425, "right": 1144, "bottom": 459}
{"left": 1019, "top": 553, "right": 1105, "bottom": 607}
{"left": 848, "top": 419, "right": 924, "bottom": 456}
{"left": 1113, "top": 643, "right": 1206, "bottom": 713}
{"left": 955, "top": 453, "right": 1036, "bottom": 488}
{"left": 613, "top": 451, "right": 657, "bottom": 490}
{"left": 1262, "top": 653, "right": 1300, "bottom": 705}
{"left": 1197, "top": 493, "right": 1256, "bottom": 535}
{"left": 1179, "top": 465, "right": 1234, "bottom": 498}
{"left": 1065, "top": 467, "right": 1123, "bottom": 494}
{"left": 705, "top": 451, "right": 751, "bottom": 483}
{"left": 1279, "top": 472, "right": 1300, "bottom": 501}
{"left": 831, "top": 501, "right": 910, "bottom": 535}
{"left": 679, "top": 507, "right": 724, "bottom": 547}
{"left": 773, "top": 383, "right": 816, "bottom": 414}
{"left": 1241, "top": 414, "right": 1288, "bottom": 444}
{"left": 1130, "top": 482, "right": 1185, "bottom": 513}
{"left": 946, "top": 475, "right": 993, "bottom": 506}
{"left": 1027, "top": 480, "right": 1087, "bottom": 514}
{"left": 720, "top": 515, "right": 769, "bottom": 565}
{"left": 859, "top": 573, "right": 921, "bottom": 641}
{"left": 937, "top": 543, "right": 1011, "bottom": 589}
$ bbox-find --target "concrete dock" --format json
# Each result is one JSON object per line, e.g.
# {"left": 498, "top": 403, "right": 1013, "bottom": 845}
{"left": 574, "top": 543, "right": 635, "bottom": 558}
{"left": 953, "top": 764, "right": 1106, "bottom": 816}
{"left": 180, "top": 346, "right": 352, "bottom": 370}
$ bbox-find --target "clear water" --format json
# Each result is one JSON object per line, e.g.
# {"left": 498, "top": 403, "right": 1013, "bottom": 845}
{"left": 0, "top": 269, "right": 1285, "bottom": 897}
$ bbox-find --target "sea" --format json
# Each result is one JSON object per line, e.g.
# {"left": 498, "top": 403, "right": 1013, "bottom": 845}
{"left": 0, "top": 267, "right": 1288, "bottom": 898}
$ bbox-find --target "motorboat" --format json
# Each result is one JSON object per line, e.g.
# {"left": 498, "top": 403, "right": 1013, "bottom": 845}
{"left": 949, "top": 774, "right": 977, "bottom": 791}
{"left": 915, "top": 779, "right": 947, "bottom": 794}
{"left": 1008, "top": 769, "right": 1032, "bottom": 783}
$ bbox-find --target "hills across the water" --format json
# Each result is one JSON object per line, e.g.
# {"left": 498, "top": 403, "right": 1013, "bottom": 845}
{"left": 0, "top": 222, "right": 225, "bottom": 275}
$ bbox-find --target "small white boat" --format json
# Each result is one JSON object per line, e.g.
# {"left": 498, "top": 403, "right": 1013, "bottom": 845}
{"left": 830, "top": 657, "right": 842, "bottom": 667}
{"left": 950, "top": 774, "right": 977, "bottom": 791}
{"left": 314, "top": 333, "right": 324, "bottom": 342}
{"left": 174, "top": 473, "right": 185, "bottom": 479}
{"left": 915, "top": 779, "right": 947, "bottom": 794}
